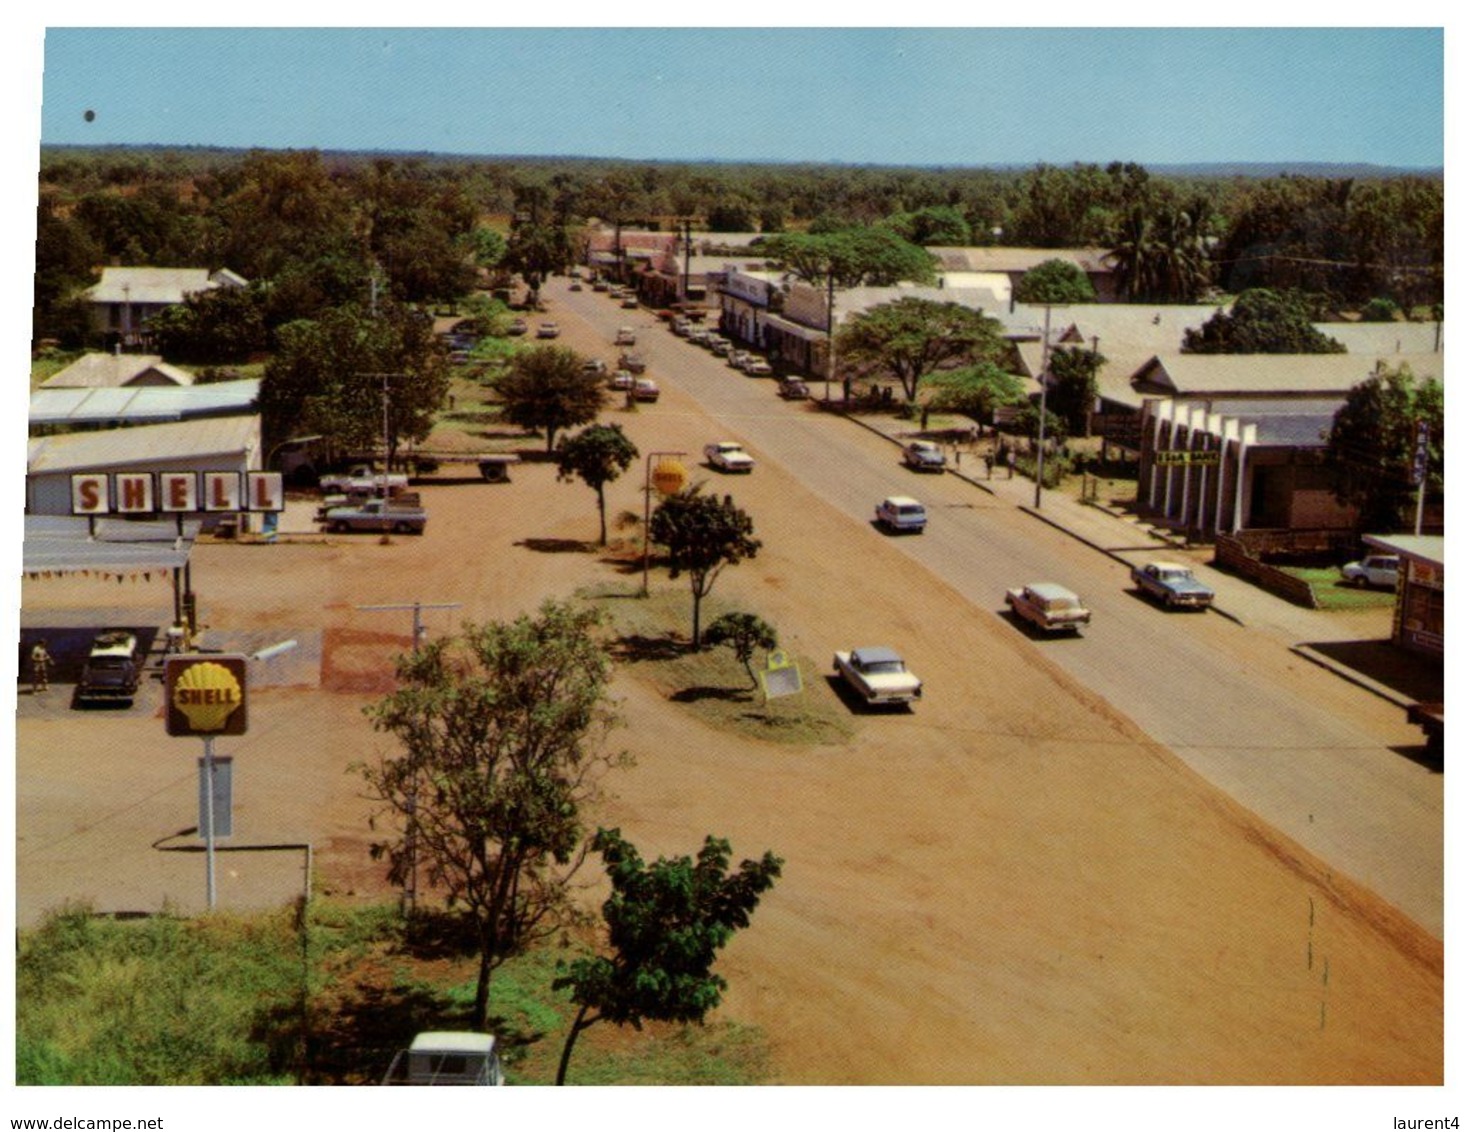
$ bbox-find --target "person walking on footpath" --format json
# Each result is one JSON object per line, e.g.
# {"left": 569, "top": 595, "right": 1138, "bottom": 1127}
{"left": 30, "top": 639, "right": 52, "bottom": 693}
{"left": 1006, "top": 447, "right": 1016, "bottom": 479}
{"left": 983, "top": 450, "right": 995, "bottom": 479}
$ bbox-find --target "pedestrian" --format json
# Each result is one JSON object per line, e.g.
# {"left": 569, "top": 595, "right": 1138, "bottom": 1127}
{"left": 984, "top": 451, "right": 995, "bottom": 479}
{"left": 30, "top": 638, "right": 52, "bottom": 693}
{"left": 920, "top": 405, "right": 930, "bottom": 431}
{"left": 1006, "top": 448, "right": 1016, "bottom": 479}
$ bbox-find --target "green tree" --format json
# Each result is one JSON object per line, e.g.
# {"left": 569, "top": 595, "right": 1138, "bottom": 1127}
{"left": 360, "top": 600, "right": 622, "bottom": 1030}
{"left": 1046, "top": 346, "right": 1104, "bottom": 437}
{"left": 648, "top": 489, "right": 762, "bottom": 649}
{"left": 1324, "top": 362, "right": 1442, "bottom": 532}
{"left": 494, "top": 346, "right": 605, "bottom": 453}
{"left": 1183, "top": 289, "right": 1346, "bottom": 354}
{"left": 703, "top": 612, "right": 778, "bottom": 688}
{"left": 884, "top": 204, "right": 971, "bottom": 246}
{"left": 1014, "top": 258, "right": 1096, "bottom": 305}
{"left": 761, "top": 227, "right": 935, "bottom": 289}
{"left": 1358, "top": 297, "right": 1400, "bottom": 323}
{"left": 926, "top": 362, "right": 1026, "bottom": 429}
{"left": 552, "top": 828, "right": 783, "bottom": 1086}
{"left": 836, "top": 297, "right": 1006, "bottom": 403}
{"left": 259, "top": 301, "right": 449, "bottom": 463}
{"left": 556, "top": 423, "right": 639, "bottom": 546}
{"left": 150, "top": 284, "right": 267, "bottom": 365}
{"left": 1107, "top": 200, "right": 1214, "bottom": 303}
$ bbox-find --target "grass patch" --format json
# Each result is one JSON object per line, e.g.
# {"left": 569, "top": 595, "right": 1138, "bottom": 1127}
{"left": 17, "top": 898, "right": 776, "bottom": 1086}
{"left": 580, "top": 585, "right": 856, "bottom": 747}
{"left": 1276, "top": 565, "right": 1399, "bottom": 611}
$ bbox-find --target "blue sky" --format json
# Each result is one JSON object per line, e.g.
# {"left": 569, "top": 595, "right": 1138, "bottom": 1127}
{"left": 33, "top": 26, "right": 1444, "bottom": 168}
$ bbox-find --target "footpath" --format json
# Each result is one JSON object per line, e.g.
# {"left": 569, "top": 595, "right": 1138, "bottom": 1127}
{"left": 839, "top": 405, "right": 1441, "bottom": 712}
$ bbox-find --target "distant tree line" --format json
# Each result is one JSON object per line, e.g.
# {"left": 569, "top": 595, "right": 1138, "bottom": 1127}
{"left": 37, "top": 149, "right": 1443, "bottom": 340}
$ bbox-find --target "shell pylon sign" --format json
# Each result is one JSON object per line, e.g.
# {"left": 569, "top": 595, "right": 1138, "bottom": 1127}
{"left": 651, "top": 457, "right": 687, "bottom": 496}
{"left": 165, "top": 655, "right": 249, "bottom": 736}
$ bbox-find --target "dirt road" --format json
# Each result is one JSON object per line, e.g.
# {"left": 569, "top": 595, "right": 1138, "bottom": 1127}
{"left": 14, "top": 294, "right": 1442, "bottom": 1085}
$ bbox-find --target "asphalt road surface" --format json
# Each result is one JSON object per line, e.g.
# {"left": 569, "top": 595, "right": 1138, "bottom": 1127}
{"left": 553, "top": 277, "right": 1443, "bottom": 936}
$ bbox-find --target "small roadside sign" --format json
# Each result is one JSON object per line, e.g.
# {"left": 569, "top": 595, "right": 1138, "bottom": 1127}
{"left": 760, "top": 650, "right": 803, "bottom": 700}
{"left": 165, "top": 654, "right": 249, "bottom": 736}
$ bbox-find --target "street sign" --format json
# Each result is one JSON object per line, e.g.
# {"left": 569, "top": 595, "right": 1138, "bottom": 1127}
{"left": 760, "top": 649, "right": 803, "bottom": 700}
{"left": 165, "top": 654, "right": 249, "bottom": 736}
{"left": 1412, "top": 420, "right": 1430, "bottom": 485}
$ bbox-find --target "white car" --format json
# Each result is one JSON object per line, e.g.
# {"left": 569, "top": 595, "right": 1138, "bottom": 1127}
{"left": 728, "top": 350, "right": 752, "bottom": 369}
{"left": 704, "top": 441, "right": 755, "bottom": 473}
{"left": 608, "top": 370, "right": 635, "bottom": 391}
{"left": 614, "top": 327, "right": 636, "bottom": 346}
{"left": 875, "top": 495, "right": 927, "bottom": 533}
{"left": 833, "top": 646, "right": 923, "bottom": 706}
{"left": 743, "top": 358, "right": 774, "bottom": 377}
{"left": 632, "top": 377, "right": 660, "bottom": 402}
{"left": 1341, "top": 554, "right": 1400, "bottom": 588}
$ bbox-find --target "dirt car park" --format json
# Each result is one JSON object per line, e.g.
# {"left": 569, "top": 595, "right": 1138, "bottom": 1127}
{"left": 14, "top": 281, "right": 1442, "bottom": 1086}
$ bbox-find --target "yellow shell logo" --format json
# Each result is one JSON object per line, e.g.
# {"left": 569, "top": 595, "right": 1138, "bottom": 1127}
{"left": 171, "top": 661, "right": 243, "bottom": 732}
{"left": 651, "top": 457, "right": 687, "bottom": 496}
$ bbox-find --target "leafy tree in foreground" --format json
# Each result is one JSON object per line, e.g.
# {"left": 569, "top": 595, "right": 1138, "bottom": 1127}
{"left": 552, "top": 828, "right": 783, "bottom": 1086}
{"left": 837, "top": 297, "right": 1006, "bottom": 403}
{"left": 926, "top": 362, "right": 1026, "bottom": 430}
{"left": 649, "top": 489, "right": 761, "bottom": 650}
{"left": 703, "top": 612, "right": 778, "bottom": 689}
{"left": 495, "top": 345, "right": 605, "bottom": 453}
{"left": 360, "top": 600, "right": 622, "bottom": 1030}
{"left": 1182, "top": 288, "right": 1346, "bottom": 354}
{"left": 557, "top": 423, "right": 639, "bottom": 546}
{"left": 1013, "top": 258, "right": 1096, "bottom": 305}
{"left": 1324, "top": 362, "right": 1442, "bottom": 533}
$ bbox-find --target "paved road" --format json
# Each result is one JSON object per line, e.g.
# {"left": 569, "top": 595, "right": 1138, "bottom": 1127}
{"left": 554, "top": 279, "right": 1443, "bottom": 935}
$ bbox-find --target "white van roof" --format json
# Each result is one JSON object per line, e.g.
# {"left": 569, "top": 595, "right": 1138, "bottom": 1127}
{"left": 409, "top": 1032, "right": 497, "bottom": 1055}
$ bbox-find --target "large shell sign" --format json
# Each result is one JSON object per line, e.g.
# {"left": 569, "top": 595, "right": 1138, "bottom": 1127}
{"left": 651, "top": 457, "right": 687, "bottom": 496}
{"left": 165, "top": 655, "right": 248, "bottom": 736}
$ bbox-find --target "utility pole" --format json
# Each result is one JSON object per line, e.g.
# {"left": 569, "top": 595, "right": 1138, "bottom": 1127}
{"left": 358, "top": 600, "right": 462, "bottom": 917}
{"left": 359, "top": 373, "right": 408, "bottom": 485}
{"left": 1034, "top": 304, "right": 1054, "bottom": 509}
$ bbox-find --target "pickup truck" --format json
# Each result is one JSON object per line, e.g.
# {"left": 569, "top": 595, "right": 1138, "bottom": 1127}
{"left": 1130, "top": 561, "right": 1215, "bottom": 610}
{"left": 833, "top": 646, "right": 923, "bottom": 706}
{"left": 382, "top": 1032, "right": 505, "bottom": 1086}
{"left": 704, "top": 441, "right": 755, "bottom": 473}
{"left": 320, "top": 497, "right": 427, "bottom": 535}
{"left": 1006, "top": 582, "right": 1091, "bottom": 634}
{"left": 319, "top": 464, "right": 410, "bottom": 494}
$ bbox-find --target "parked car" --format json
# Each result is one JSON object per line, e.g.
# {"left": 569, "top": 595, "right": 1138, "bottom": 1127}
{"left": 671, "top": 318, "right": 692, "bottom": 336}
{"left": 592, "top": 280, "right": 610, "bottom": 292}
{"left": 875, "top": 495, "right": 927, "bottom": 533}
{"left": 832, "top": 646, "right": 923, "bottom": 706}
{"left": 743, "top": 358, "right": 774, "bottom": 377}
{"left": 687, "top": 328, "right": 712, "bottom": 346}
{"left": 581, "top": 358, "right": 608, "bottom": 376}
{"left": 621, "top": 295, "right": 640, "bottom": 309}
{"left": 1131, "top": 561, "right": 1216, "bottom": 609}
{"left": 382, "top": 1032, "right": 505, "bottom": 1087}
{"left": 569, "top": 281, "right": 583, "bottom": 291}
{"left": 704, "top": 441, "right": 755, "bottom": 473}
{"left": 619, "top": 351, "right": 647, "bottom": 374}
{"left": 777, "top": 378, "right": 809, "bottom": 399}
{"left": 505, "top": 318, "right": 528, "bottom": 336}
{"left": 608, "top": 370, "right": 635, "bottom": 391}
{"left": 632, "top": 377, "right": 660, "bottom": 402}
{"left": 728, "top": 350, "right": 752, "bottom": 369}
{"left": 320, "top": 497, "right": 427, "bottom": 535}
{"left": 706, "top": 337, "right": 732, "bottom": 357}
{"left": 1006, "top": 582, "right": 1091, "bottom": 634}
{"left": 536, "top": 322, "right": 560, "bottom": 339}
{"left": 1340, "top": 554, "right": 1400, "bottom": 589}
{"left": 903, "top": 440, "right": 947, "bottom": 472}
{"left": 76, "top": 629, "right": 142, "bottom": 703}
{"left": 614, "top": 327, "right": 636, "bottom": 346}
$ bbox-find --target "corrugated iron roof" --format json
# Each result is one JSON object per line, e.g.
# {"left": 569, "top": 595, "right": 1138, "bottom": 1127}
{"left": 84, "top": 267, "right": 217, "bottom": 304}
{"left": 23, "top": 515, "right": 201, "bottom": 574}
{"left": 27, "top": 415, "right": 260, "bottom": 473}
{"left": 41, "top": 353, "right": 196, "bottom": 389}
{"left": 28, "top": 379, "right": 259, "bottom": 426}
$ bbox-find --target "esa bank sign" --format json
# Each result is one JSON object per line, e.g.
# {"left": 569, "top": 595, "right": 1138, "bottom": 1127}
{"left": 70, "top": 471, "right": 285, "bottom": 516}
